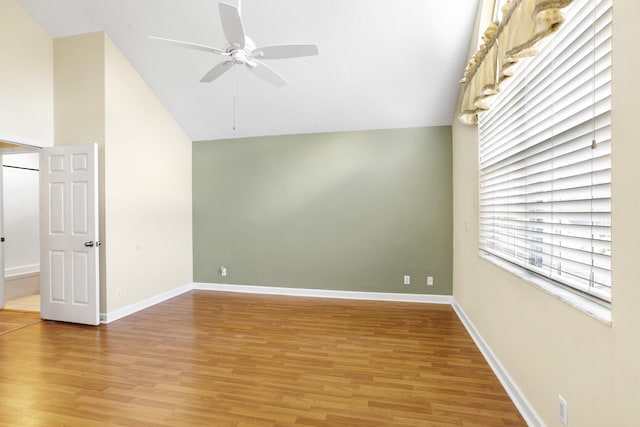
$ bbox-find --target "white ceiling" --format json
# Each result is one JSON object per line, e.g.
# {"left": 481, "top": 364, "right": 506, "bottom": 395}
{"left": 17, "top": 0, "right": 478, "bottom": 141}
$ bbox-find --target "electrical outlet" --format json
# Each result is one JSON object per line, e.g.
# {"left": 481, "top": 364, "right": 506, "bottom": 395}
{"left": 427, "top": 276, "right": 434, "bottom": 286}
{"left": 403, "top": 275, "right": 410, "bottom": 285}
{"left": 221, "top": 266, "right": 227, "bottom": 277}
{"left": 558, "top": 395, "right": 568, "bottom": 426}
{"left": 116, "top": 288, "right": 122, "bottom": 298}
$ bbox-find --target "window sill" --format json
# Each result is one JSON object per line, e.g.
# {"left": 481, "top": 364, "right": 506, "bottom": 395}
{"left": 479, "top": 253, "right": 612, "bottom": 325}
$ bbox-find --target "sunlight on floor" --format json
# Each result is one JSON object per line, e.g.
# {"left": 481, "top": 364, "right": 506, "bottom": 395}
{"left": 4, "top": 294, "right": 40, "bottom": 312}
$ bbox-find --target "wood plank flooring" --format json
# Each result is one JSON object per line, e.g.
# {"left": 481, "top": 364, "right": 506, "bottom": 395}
{"left": 3, "top": 294, "right": 40, "bottom": 312}
{"left": 0, "top": 291, "right": 526, "bottom": 426}
{"left": 0, "top": 309, "right": 41, "bottom": 335}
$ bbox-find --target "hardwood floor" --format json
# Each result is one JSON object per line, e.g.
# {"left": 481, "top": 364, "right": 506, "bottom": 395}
{"left": 0, "top": 309, "right": 41, "bottom": 335}
{"left": 3, "top": 294, "right": 40, "bottom": 312}
{"left": 0, "top": 291, "right": 526, "bottom": 426}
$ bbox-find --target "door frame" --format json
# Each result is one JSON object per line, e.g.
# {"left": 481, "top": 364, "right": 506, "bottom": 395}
{"left": 0, "top": 142, "right": 41, "bottom": 310}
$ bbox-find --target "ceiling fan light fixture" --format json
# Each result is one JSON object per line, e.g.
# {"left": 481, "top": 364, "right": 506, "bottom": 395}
{"left": 149, "top": 1, "right": 318, "bottom": 87}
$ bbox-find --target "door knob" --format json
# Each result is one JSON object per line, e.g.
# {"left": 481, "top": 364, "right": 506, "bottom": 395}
{"left": 84, "top": 241, "right": 95, "bottom": 247}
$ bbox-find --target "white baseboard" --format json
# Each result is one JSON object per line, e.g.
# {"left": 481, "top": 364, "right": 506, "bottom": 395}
{"left": 4, "top": 271, "right": 40, "bottom": 301}
{"left": 5, "top": 264, "right": 40, "bottom": 278}
{"left": 100, "top": 282, "right": 452, "bottom": 324}
{"left": 451, "top": 300, "right": 543, "bottom": 427}
{"left": 194, "top": 282, "right": 454, "bottom": 304}
{"left": 100, "top": 283, "right": 194, "bottom": 324}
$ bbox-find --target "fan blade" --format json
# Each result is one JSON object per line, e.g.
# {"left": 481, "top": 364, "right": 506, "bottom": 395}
{"left": 200, "top": 61, "right": 234, "bottom": 82}
{"left": 149, "top": 36, "right": 228, "bottom": 55}
{"left": 218, "top": 2, "right": 245, "bottom": 48}
{"left": 252, "top": 44, "right": 319, "bottom": 60}
{"left": 247, "top": 61, "right": 287, "bottom": 88}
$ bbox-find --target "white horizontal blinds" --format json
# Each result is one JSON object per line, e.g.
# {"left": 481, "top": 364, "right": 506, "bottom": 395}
{"left": 478, "top": 0, "right": 612, "bottom": 302}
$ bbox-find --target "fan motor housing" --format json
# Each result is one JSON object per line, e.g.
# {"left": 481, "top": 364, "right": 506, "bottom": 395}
{"left": 228, "top": 37, "right": 255, "bottom": 65}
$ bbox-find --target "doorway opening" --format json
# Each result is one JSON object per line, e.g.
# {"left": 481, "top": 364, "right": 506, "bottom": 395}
{"left": 0, "top": 141, "right": 40, "bottom": 313}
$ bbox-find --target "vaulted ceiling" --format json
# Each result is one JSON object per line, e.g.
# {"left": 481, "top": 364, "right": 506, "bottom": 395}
{"left": 17, "top": 0, "right": 478, "bottom": 141}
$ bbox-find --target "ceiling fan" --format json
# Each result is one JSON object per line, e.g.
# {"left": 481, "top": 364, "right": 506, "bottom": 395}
{"left": 150, "top": 1, "right": 319, "bottom": 88}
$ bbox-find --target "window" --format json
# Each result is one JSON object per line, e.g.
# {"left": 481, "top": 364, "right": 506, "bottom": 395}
{"left": 478, "top": 0, "right": 612, "bottom": 303}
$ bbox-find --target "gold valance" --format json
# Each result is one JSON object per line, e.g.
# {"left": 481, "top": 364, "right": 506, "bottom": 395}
{"left": 458, "top": 0, "right": 574, "bottom": 125}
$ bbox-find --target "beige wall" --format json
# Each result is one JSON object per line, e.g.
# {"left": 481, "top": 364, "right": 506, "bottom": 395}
{"left": 54, "top": 33, "right": 106, "bottom": 146}
{"left": 609, "top": 1, "right": 640, "bottom": 424}
{"left": 0, "top": 0, "right": 53, "bottom": 146}
{"left": 54, "top": 32, "right": 109, "bottom": 311}
{"left": 103, "top": 35, "right": 192, "bottom": 313}
{"left": 54, "top": 32, "right": 193, "bottom": 314}
{"left": 452, "top": 1, "right": 639, "bottom": 426}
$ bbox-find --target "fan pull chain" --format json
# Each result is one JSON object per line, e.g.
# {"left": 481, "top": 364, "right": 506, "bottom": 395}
{"left": 232, "top": 65, "right": 237, "bottom": 132}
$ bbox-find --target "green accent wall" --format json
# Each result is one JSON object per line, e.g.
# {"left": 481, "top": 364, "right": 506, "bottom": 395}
{"left": 193, "top": 126, "right": 453, "bottom": 295}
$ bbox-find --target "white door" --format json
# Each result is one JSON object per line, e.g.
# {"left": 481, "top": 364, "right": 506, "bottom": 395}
{"left": 40, "top": 143, "right": 99, "bottom": 325}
